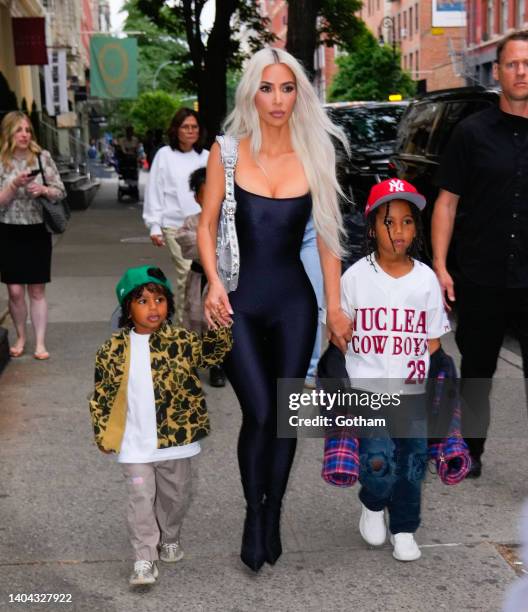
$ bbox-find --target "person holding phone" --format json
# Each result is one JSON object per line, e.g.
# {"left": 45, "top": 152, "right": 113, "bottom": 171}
{"left": 0, "top": 111, "right": 65, "bottom": 360}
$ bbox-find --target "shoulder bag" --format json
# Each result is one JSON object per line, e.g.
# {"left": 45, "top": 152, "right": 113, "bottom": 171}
{"left": 37, "top": 154, "right": 70, "bottom": 234}
{"left": 215, "top": 135, "right": 240, "bottom": 292}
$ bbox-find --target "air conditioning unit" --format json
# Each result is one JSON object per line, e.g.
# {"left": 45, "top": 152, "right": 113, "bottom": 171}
{"left": 400, "top": 28, "right": 407, "bottom": 38}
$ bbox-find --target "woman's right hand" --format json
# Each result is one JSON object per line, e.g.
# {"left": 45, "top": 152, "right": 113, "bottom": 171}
{"left": 204, "top": 280, "right": 233, "bottom": 329}
{"left": 150, "top": 234, "right": 165, "bottom": 247}
{"left": 11, "top": 171, "right": 35, "bottom": 190}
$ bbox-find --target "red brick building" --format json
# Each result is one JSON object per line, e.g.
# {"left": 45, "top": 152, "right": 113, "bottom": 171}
{"left": 359, "top": 0, "right": 466, "bottom": 91}
{"left": 257, "top": 0, "right": 339, "bottom": 101}
{"left": 466, "top": 0, "right": 528, "bottom": 85}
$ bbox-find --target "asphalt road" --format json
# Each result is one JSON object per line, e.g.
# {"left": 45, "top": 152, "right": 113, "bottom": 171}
{"left": 0, "top": 178, "right": 526, "bottom": 612}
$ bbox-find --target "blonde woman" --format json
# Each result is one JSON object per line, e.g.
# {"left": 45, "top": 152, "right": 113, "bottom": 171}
{"left": 197, "top": 48, "right": 353, "bottom": 572}
{"left": 0, "top": 111, "right": 65, "bottom": 359}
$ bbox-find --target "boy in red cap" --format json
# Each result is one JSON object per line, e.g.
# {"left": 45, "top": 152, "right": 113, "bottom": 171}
{"left": 89, "top": 265, "right": 232, "bottom": 586}
{"left": 340, "top": 179, "right": 450, "bottom": 561}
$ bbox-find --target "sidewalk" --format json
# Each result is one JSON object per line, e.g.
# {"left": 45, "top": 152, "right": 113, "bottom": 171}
{"left": 0, "top": 178, "right": 525, "bottom": 612}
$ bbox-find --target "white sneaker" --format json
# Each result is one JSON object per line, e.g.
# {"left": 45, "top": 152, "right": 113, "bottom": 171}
{"left": 390, "top": 533, "right": 421, "bottom": 561}
{"left": 159, "top": 541, "right": 184, "bottom": 563}
{"left": 359, "top": 503, "right": 386, "bottom": 545}
{"left": 129, "top": 560, "right": 159, "bottom": 586}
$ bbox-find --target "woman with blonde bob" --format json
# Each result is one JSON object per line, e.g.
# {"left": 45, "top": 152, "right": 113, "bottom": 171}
{"left": 197, "top": 47, "right": 353, "bottom": 572}
{"left": 0, "top": 111, "right": 65, "bottom": 360}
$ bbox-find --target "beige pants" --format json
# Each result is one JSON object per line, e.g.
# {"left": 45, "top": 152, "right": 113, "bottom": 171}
{"left": 121, "top": 459, "right": 192, "bottom": 561}
{"left": 162, "top": 227, "right": 192, "bottom": 326}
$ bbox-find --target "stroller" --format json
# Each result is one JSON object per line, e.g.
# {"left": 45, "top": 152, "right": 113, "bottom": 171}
{"left": 115, "top": 145, "right": 139, "bottom": 202}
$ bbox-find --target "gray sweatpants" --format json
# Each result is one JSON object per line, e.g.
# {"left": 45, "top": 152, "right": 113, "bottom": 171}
{"left": 121, "top": 458, "right": 192, "bottom": 561}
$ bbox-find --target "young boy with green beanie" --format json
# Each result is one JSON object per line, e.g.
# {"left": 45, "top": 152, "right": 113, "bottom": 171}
{"left": 89, "top": 265, "right": 232, "bottom": 586}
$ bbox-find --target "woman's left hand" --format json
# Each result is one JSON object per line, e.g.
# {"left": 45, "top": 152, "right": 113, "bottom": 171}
{"left": 26, "top": 182, "right": 49, "bottom": 199}
{"left": 327, "top": 307, "right": 353, "bottom": 353}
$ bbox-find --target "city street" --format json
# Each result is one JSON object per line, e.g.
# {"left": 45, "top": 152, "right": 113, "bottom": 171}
{"left": 0, "top": 176, "right": 526, "bottom": 612}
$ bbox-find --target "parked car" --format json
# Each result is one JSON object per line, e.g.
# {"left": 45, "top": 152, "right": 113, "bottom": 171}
{"left": 325, "top": 101, "right": 408, "bottom": 269}
{"left": 391, "top": 86, "right": 500, "bottom": 262}
{"left": 326, "top": 101, "right": 408, "bottom": 204}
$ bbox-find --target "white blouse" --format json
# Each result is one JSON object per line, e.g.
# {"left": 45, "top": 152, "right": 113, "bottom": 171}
{"left": 143, "top": 146, "right": 208, "bottom": 235}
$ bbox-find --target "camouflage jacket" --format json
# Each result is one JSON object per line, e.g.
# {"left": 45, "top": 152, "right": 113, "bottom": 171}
{"left": 89, "top": 323, "right": 232, "bottom": 453}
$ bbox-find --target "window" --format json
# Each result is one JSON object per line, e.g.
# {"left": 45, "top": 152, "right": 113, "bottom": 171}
{"left": 410, "top": 7, "right": 413, "bottom": 37}
{"left": 377, "top": 0, "right": 380, "bottom": 9}
{"left": 397, "top": 14, "right": 401, "bottom": 41}
{"left": 328, "top": 105, "right": 407, "bottom": 149}
{"left": 403, "top": 11, "right": 407, "bottom": 38}
{"left": 416, "top": 50, "right": 419, "bottom": 74}
{"left": 415, "top": 3, "right": 419, "bottom": 31}
{"left": 517, "top": 0, "right": 525, "bottom": 26}
{"left": 488, "top": 0, "right": 495, "bottom": 35}
{"left": 500, "top": 0, "right": 508, "bottom": 32}
{"left": 399, "top": 102, "right": 442, "bottom": 157}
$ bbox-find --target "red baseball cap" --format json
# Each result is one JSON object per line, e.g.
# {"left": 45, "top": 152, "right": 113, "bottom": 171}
{"left": 365, "top": 178, "right": 426, "bottom": 218}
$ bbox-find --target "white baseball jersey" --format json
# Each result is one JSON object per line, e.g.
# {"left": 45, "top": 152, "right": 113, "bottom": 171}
{"left": 341, "top": 256, "right": 451, "bottom": 395}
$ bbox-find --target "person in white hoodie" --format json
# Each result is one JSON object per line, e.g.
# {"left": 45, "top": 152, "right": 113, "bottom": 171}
{"left": 143, "top": 108, "right": 209, "bottom": 326}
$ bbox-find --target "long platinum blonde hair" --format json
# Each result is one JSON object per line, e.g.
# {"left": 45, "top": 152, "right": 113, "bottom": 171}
{"left": 223, "top": 47, "right": 349, "bottom": 258}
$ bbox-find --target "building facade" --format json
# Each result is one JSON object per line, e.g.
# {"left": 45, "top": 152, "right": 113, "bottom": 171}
{"left": 0, "top": 0, "right": 45, "bottom": 111}
{"left": 257, "top": 0, "right": 339, "bottom": 101}
{"left": 466, "top": 0, "right": 528, "bottom": 85}
{"left": 359, "top": 0, "right": 466, "bottom": 91}
{"left": 0, "top": 0, "right": 109, "bottom": 161}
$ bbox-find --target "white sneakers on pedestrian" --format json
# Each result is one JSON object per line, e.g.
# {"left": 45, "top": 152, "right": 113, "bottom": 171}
{"left": 159, "top": 541, "right": 184, "bottom": 563}
{"left": 129, "top": 560, "right": 159, "bottom": 586}
{"left": 359, "top": 503, "right": 386, "bottom": 546}
{"left": 390, "top": 533, "right": 421, "bottom": 561}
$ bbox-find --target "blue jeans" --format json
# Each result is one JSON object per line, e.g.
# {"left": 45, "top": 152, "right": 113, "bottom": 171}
{"left": 300, "top": 215, "right": 323, "bottom": 380}
{"left": 358, "top": 396, "right": 428, "bottom": 534}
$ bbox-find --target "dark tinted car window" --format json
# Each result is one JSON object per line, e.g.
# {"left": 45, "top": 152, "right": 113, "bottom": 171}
{"left": 330, "top": 106, "right": 406, "bottom": 147}
{"left": 429, "top": 99, "right": 495, "bottom": 156}
{"left": 397, "top": 102, "right": 442, "bottom": 156}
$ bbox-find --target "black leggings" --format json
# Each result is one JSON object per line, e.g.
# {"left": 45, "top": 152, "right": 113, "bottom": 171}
{"left": 224, "top": 306, "right": 316, "bottom": 507}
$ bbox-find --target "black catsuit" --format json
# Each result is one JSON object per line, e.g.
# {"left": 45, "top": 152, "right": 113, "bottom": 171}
{"left": 223, "top": 183, "right": 318, "bottom": 511}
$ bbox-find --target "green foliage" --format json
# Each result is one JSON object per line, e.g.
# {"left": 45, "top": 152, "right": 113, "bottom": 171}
{"left": 108, "top": 91, "right": 182, "bottom": 138}
{"left": 226, "top": 69, "right": 242, "bottom": 115}
{"left": 319, "top": 0, "right": 367, "bottom": 51}
{"left": 329, "top": 32, "right": 416, "bottom": 101}
{"left": 123, "top": 0, "right": 188, "bottom": 95}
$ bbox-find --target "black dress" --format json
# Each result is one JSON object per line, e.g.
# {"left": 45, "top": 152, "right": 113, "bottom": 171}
{"left": 223, "top": 183, "right": 318, "bottom": 510}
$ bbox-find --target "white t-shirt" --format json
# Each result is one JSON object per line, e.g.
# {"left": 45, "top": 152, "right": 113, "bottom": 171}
{"left": 341, "top": 256, "right": 451, "bottom": 395}
{"left": 143, "top": 146, "right": 209, "bottom": 235}
{"left": 117, "top": 330, "right": 201, "bottom": 463}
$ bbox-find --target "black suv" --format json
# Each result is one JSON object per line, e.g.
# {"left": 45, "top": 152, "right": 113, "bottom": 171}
{"left": 325, "top": 101, "right": 408, "bottom": 269}
{"left": 326, "top": 101, "right": 408, "bottom": 204}
{"left": 391, "top": 87, "right": 500, "bottom": 252}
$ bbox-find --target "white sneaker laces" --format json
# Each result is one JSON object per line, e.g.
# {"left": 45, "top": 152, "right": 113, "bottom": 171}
{"left": 134, "top": 560, "right": 153, "bottom": 574}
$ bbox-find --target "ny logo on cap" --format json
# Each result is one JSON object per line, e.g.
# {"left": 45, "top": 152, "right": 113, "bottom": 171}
{"left": 388, "top": 179, "right": 405, "bottom": 193}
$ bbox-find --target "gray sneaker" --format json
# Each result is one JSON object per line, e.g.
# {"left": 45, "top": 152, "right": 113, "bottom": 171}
{"left": 129, "top": 560, "right": 159, "bottom": 586}
{"left": 159, "top": 541, "right": 184, "bottom": 563}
